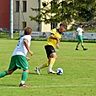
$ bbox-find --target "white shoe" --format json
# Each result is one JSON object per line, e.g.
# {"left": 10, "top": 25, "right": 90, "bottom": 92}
{"left": 35, "top": 67, "right": 40, "bottom": 75}
{"left": 48, "top": 70, "right": 56, "bottom": 74}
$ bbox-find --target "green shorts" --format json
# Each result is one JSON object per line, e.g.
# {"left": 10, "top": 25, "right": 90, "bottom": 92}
{"left": 8, "top": 55, "right": 29, "bottom": 71}
{"left": 77, "top": 35, "right": 83, "bottom": 43}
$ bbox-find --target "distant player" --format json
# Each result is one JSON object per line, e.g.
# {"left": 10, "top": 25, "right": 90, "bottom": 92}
{"left": 0, "top": 27, "right": 33, "bottom": 87}
{"left": 35, "top": 23, "right": 67, "bottom": 74}
{"left": 75, "top": 24, "right": 88, "bottom": 50}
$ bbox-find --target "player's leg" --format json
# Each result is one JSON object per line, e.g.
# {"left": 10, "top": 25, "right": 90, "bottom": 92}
{"left": 36, "top": 62, "right": 49, "bottom": 70}
{"left": 35, "top": 45, "right": 50, "bottom": 74}
{"left": 17, "top": 55, "right": 29, "bottom": 87}
{"left": 81, "top": 42, "right": 87, "bottom": 50}
{"left": 19, "top": 70, "right": 29, "bottom": 87}
{"left": 35, "top": 53, "right": 57, "bottom": 74}
{"left": 35, "top": 61, "right": 49, "bottom": 75}
{"left": 80, "top": 36, "right": 84, "bottom": 49}
{"left": 75, "top": 35, "right": 80, "bottom": 50}
{"left": 0, "top": 56, "right": 17, "bottom": 78}
{"left": 80, "top": 36, "right": 88, "bottom": 50}
{"left": 0, "top": 68, "right": 17, "bottom": 78}
{"left": 0, "top": 70, "right": 8, "bottom": 78}
{"left": 81, "top": 42, "right": 84, "bottom": 49}
{"left": 75, "top": 42, "right": 80, "bottom": 50}
{"left": 35, "top": 45, "right": 56, "bottom": 74}
{"left": 48, "top": 52, "right": 57, "bottom": 73}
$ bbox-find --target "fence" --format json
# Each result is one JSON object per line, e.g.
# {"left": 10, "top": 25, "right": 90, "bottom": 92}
{"left": 31, "top": 31, "right": 96, "bottom": 40}
{"left": 0, "top": 31, "right": 96, "bottom": 40}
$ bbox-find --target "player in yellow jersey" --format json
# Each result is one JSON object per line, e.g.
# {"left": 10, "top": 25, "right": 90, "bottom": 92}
{"left": 35, "top": 23, "right": 67, "bottom": 74}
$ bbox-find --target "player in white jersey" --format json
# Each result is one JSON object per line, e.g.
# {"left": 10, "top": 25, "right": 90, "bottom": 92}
{"left": 0, "top": 27, "right": 33, "bottom": 87}
{"left": 75, "top": 24, "right": 87, "bottom": 50}
{"left": 12, "top": 35, "right": 31, "bottom": 57}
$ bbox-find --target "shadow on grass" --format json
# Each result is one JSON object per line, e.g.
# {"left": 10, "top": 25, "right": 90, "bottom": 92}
{"left": 77, "top": 58, "right": 96, "bottom": 61}
{"left": 0, "top": 83, "right": 17, "bottom": 87}
{"left": 13, "top": 71, "right": 57, "bottom": 76}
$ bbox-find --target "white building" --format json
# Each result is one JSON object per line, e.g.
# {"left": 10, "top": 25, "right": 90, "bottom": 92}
{"left": 13, "top": 0, "right": 52, "bottom": 32}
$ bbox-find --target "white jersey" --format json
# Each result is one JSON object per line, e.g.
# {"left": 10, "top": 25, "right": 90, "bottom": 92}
{"left": 12, "top": 35, "right": 31, "bottom": 57}
{"left": 76, "top": 27, "right": 84, "bottom": 36}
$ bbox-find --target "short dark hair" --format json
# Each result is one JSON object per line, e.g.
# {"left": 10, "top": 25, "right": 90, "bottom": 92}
{"left": 79, "top": 23, "right": 82, "bottom": 26}
{"left": 24, "top": 27, "right": 32, "bottom": 35}
{"left": 60, "top": 23, "right": 67, "bottom": 29}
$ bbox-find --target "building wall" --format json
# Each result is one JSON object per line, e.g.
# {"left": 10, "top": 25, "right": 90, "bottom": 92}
{"left": 0, "top": 0, "right": 55, "bottom": 32}
{"left": 28, "top": 0, "right": 39, "bottom": 31}
{"left": 0, "top": 0, "right": 10, "bottom": 30}
{"left": 13, "top": 0, "right": 52, "bottom": 32}
{"left": 13, "top": 0, "right": 39, "bottom": 31}
{"left": 41, "top": 0, "right": 51, "bottom": 32}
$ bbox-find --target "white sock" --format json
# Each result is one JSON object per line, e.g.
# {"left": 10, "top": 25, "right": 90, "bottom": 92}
{"left": 20, "top": 81, "right": 25, "bottom": 84}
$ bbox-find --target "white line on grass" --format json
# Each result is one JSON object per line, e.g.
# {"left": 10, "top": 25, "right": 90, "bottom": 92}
{"left": 0, "top": 84, "right": 96, "bottom": 89}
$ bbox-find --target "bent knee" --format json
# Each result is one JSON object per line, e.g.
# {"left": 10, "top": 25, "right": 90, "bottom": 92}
{"left": 7, "top": 71, "right": 13, "bottom": 75}
{"left": 50, "top": 53, "right": 57, "bottom": 58}
{"left": 23, "top": 70, "right": 29, "bottom": 73}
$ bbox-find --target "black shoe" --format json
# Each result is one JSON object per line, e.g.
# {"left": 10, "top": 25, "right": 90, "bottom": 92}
{"left": 75, "top": 48, "right": 79, "bottom": 50}
{"left": 19, "top": 83, "right": 27, "bottom": 87}
{"left": 83, "top": 48, "right": 88, "bottom": 51}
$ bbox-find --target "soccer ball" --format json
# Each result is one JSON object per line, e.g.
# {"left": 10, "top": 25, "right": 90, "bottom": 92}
{"left": 57, "top": 68, "right": 63, "bottom": 75}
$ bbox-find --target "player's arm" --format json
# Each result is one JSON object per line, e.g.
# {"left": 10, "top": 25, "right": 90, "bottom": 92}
{"left": 50, "top": 33, "right": 60, "bottom": 42}
{"left": 82, "top": 30, "right": 85, "bottom": 33}
{"left": 56, "top": 39, "right": 60, "bottom": 49}
{"left": 81, "top": 28, "right": 84, "bottom": 33}
{"left": 50, "top": 33, "right": 60, "bottom": 48}
{"left": 26, "top": 56, "right": 30, "bottom": 61}
{"left": 23, "top": 39, "right": 33, "bottom": 56}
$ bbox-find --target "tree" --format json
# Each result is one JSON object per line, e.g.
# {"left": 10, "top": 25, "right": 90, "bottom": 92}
{"left": 30, "top": 0, "right": 96, "bottom": 25}
{"left": 75, "top": 0, "right": 96, "bottom": 21}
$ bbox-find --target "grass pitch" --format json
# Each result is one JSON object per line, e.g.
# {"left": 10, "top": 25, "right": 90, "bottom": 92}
{"left": 0, "top": 39, "right": 96, "bottom": 96}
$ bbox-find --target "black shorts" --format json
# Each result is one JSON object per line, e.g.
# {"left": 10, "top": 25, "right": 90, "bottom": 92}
{"left": 45, "top": 45, "right": 56, "bottom": 58}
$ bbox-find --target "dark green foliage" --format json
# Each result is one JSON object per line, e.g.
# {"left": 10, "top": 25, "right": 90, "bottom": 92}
{"left": 30, "top": 0, "right": 96, "bottom": 24}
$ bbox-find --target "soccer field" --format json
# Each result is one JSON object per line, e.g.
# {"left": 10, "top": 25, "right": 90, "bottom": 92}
{"left": 0, "top": 39, "right": 96, "bottom": 96}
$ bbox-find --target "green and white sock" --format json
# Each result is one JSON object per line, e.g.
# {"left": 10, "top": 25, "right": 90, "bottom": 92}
{"left": 20, "top": 71, "right": 28, "bottom": 84}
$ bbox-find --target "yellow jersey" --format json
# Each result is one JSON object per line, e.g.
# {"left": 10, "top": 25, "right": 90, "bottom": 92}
{"left": 47, "top": 29, "right": 62, "bottom": 48}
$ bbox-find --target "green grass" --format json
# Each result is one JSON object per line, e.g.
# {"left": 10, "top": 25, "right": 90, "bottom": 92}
{"left": 0, "top": 40, "right": 96, "bottom": 96}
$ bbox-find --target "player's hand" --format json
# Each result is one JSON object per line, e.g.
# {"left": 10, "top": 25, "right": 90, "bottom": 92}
{"left": 56, "top": 43, "right": 60, "bottom": 49}
{"left": 26, "top": 57, "right": 30, "bottom": 61}
{"left": 29, "top": 50, "right": 33, "bottom": 56}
